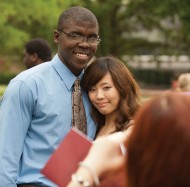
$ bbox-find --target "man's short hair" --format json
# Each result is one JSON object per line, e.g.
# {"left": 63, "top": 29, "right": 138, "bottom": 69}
{"left": 57, "top": 6, "right": 98, "bottom": 30}
{"left": 25, "top": 38, "right": 52, "bottom": 62}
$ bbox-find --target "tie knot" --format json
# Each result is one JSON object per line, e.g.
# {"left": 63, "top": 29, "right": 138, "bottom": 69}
{"left": 73, "top": 78, "right": 81, "bottom": 92}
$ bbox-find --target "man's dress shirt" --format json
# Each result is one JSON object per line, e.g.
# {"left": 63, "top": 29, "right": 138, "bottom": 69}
{"left": 0, "top": 54, "right": 96, "bottom": 187}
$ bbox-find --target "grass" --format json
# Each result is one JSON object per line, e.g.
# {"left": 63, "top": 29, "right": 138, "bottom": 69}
{"left": 0, "top": 84, "right": 7, "bottom": 97}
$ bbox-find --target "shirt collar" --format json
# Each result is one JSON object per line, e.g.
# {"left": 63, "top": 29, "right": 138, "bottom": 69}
{"left": 51, "top": 54, "right": 84, "bottom": 90}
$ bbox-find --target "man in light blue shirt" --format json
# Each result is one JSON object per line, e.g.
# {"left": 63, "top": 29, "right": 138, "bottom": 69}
{"left": 0, "top": 6, "right": 101, "bottom": 187}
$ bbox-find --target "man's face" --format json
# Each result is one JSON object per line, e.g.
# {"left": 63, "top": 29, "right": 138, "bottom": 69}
{"left": 54, "top": 20, "right": 99, "bottom": 76}
{"left": 23, "top": 49, "right": 35, "bottom": 69}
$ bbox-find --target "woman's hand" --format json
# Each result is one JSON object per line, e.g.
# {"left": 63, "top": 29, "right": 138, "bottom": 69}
{"left": 83, "top": 132, "right": 127, "bottom": 180}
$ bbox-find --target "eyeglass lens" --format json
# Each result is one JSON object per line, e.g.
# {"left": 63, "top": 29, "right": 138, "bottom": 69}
{"left": 59, "top": 29, "right": 101, "bottom": 45}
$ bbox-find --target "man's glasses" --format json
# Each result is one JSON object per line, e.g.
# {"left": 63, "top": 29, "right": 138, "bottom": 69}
{"left": 58, "top": 29, "right": 101, "bottom": 46}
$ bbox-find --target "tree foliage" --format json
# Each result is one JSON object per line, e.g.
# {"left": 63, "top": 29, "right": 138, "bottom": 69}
{"left": 88, "top": 0, "right": 190, "bottom": 56}
{"left": 0, "top": 0, "right": 74, "bottom": 54}
{"left": 124, "top": 0, "right": 190, "bottom": 55}
{"left": 1, "top": 0, "right": 190, "bottom": 59}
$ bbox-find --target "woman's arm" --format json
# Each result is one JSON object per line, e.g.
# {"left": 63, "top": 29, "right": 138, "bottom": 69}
{"left": 67, "top": 132, "right": 127, "bottom": 187}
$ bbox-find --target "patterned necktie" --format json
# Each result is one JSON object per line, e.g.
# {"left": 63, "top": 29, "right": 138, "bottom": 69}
{"left": 72, "top": 78, "right": 87, "bottom": 134}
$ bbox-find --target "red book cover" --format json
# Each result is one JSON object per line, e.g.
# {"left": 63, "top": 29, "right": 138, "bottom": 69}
{"left": 41, "top": 128, "right": 92, "bottom": 187}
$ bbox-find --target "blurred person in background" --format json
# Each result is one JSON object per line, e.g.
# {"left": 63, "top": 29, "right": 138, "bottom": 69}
{"left": 176, "top": 73, "right": 190, "bottom": 95}
{"left": 23, "top": 38, "right": 52, "bottom": 69}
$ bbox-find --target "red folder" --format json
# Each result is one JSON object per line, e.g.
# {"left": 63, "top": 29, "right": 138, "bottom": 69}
{"left": 41, "top": 128, "right": 92, "bottom": 187}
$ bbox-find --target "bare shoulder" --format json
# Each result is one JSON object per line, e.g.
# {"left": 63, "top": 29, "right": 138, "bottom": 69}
{"left": 122, "top": 120, "right": 135, "bottom": 146}
{"left": 123, "top": 120, "right": 134, "bottom": 131}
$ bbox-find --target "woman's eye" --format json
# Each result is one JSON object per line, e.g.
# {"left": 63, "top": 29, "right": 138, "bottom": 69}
{"left": 89, "top": 87, "right": 96, "bottom": 92}
{"left": 103, "top": 86, "right": 111, "bottom": 90}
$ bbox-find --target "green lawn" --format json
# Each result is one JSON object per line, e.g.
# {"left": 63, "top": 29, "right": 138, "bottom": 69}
{"left": 0, "top": 85, "right": 7, "bottom": 97}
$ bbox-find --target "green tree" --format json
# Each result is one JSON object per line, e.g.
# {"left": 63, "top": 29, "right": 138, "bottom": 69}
{"left": 1, "top": 0, "right": 190, "bottom": 58}
{"left": 126, "top": 0, "right": 190, "bottom": 54}
{"left": 80, "top": 0, "right": 190, "bottom": 56}
{"left": 0, "top": 0, "right": 79, "bottom": 55}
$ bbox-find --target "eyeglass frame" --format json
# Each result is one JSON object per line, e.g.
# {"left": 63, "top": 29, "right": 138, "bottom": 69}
{"left": 58, "top": 29, "right": 101, "bottom": 46}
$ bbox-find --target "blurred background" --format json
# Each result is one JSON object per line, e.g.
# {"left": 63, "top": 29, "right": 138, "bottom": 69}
{"left": 1, "top": 0, "right": 190, "bottom": 100}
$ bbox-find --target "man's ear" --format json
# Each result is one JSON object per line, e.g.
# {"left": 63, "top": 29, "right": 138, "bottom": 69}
{"left": 54, "top": 30, "right": 60, "bottom": 44}
{"left": 31, "top": 53, "right": 38, "bottom": 62}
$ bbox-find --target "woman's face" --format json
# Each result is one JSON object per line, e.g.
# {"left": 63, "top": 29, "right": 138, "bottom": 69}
{"left": 88, "top": 73, "right": 120, "bottom": 116}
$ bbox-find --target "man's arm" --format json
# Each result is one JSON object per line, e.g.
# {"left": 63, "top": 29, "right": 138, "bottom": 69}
{"left": 0, "top": 80, "right": 33, "bottom": 186}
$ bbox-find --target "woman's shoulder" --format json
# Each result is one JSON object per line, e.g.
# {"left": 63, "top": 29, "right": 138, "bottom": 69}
{"left": 123, "top": 120, "right": 134, "bottom": 131}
